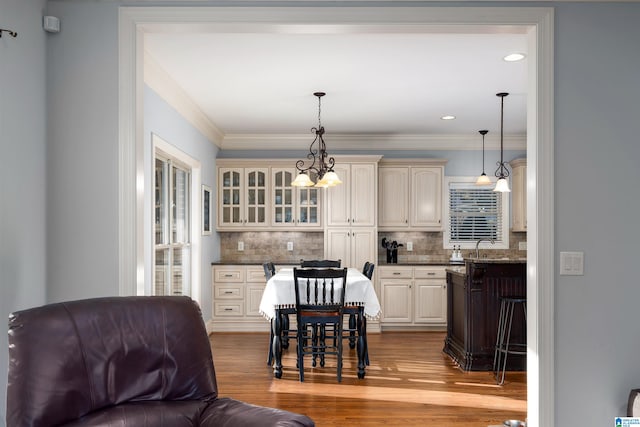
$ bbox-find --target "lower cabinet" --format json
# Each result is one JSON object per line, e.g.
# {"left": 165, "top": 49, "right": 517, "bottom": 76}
{"left": 211, "top": 265, "right": 270, "bottom": 332}
{"left": 379, "top": 266, "right": 447, "bottom": 329}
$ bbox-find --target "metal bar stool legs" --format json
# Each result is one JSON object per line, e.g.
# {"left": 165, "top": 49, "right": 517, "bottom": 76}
{"left": 493, "top": 296, "right": 527, "bottom": 385}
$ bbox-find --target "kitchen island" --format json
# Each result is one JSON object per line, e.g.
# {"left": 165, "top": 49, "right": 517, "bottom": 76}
{"left": 443, "top": 259, "right": 527, "bottom": 371}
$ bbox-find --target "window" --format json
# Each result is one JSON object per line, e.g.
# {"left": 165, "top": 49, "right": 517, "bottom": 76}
{"left": 444, "top": 177, "right": 509, "bottom": 249}
{"left": 154, "top": 154, "right": 192, "bottom": 296}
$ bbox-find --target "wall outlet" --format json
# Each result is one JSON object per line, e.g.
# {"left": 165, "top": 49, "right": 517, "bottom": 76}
{"left": 519, "top": 241, "right": 527, "bottom": 251}
{"left": 287, "top": 242, "right": 293, "bottom": 251}
{"left": 406, "top": 241, "right": 413, "bottom": 251}
{"left": 237, "top": 241, "right": 244, "bottom": 251}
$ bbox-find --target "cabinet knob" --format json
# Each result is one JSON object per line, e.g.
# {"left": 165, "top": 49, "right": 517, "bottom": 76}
{"left": 223, "top": 274, "right": 233, "bottom": 277}
{"left": 224, "top": 291, "right": 233, "bottom": 294}
{"left": 428, "top": 272, "right": 436, "bottom": 276}
{"left": 393, "top": 272, "right": 401, "bottom": 275}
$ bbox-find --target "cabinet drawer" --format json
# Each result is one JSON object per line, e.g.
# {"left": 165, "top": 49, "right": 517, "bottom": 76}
{"left": 214, "top": 268, "right": 244, "bottom": 282}
{"left": 379, "top": 267, "right": 413, "bottom": 279}
{"left": 414, "top": 267, "right": 446, "bottom": 279}
{"left": 246, "top": 267, "right": 268, "bottom": 283}
{"left": 215, "top": 285, "right": 244, "bottom": 299}
{"left": 214, "top": 301, "right": 244, "bottom": 316}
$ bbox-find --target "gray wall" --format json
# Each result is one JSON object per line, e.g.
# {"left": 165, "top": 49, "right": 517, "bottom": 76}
{"left": 554, "top": 3, "right": 640, "bottom": 423}
{"left": 3, "top": 1, "right": 640, "bottom": 426}
{"left": 46, "top": 0, "right": 120, "bottom": 302}
{"left": 0, "top": 0, "right": 48, "bottom": 419}
{"left": 144, "top": 85, "right": 219, "bottom": 320}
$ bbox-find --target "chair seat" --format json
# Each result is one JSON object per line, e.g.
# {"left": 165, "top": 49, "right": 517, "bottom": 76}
{"left": 300, "top": 309, "right": 341, "bottom": 317}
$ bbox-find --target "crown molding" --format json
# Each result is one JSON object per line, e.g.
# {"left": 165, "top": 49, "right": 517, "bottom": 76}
{"left": 219, "top": 133, "right": 526, "bottom": 151}
{"left": 144, "top": 52, "right": 224, "bottom": 146}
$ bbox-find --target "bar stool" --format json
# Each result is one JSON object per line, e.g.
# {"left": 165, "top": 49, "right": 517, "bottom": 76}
{"left": 493, "top": 296, "right": 527, "bottom": 385}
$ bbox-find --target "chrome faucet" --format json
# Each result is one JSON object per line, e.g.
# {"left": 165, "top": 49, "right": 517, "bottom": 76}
{"left": 475, "top": 238, "right": 495, "bottom": 258}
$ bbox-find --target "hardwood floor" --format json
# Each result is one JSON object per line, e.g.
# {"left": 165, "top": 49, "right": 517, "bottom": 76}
{"left": 209, "top": 331, "right": 527, "bottom": 427}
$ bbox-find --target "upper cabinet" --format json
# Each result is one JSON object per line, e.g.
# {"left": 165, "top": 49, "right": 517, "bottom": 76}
{"left": 217, "top": 160, "right": 323, "bottom": 231}
{"left": 218, "top": 167, "right": 269, "bottom": 228}
{"left": 378, "top": 159, "right": 447, "bottom": 231}
{"left": 271, "top": 168, "right": 321, "bottom": 229}
{"left": 326, "top": 162, "right": 377, "bottom": 228}
{"left": 509, "top": 158, "right": 527, "bottom": 232}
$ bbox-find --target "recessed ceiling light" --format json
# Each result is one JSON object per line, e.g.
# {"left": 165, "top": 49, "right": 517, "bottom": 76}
{"left": 504, "top": 53, "right": 526, "bottom": 62}
{"left": 441, "top": 115, "right": 456, "bottom": 120}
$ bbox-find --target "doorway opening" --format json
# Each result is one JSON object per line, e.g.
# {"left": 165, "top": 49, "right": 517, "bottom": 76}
{"left": 119, "top": 7, "right": 554, "bottom": 426}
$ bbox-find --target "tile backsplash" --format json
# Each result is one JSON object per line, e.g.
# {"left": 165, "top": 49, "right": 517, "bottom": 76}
{"left": 219, "top": 230, "right": 526, "bottom": 264}
{"left": 219, "top": 231, "right": 323, "bottom": 263}
{"left": 376, "top": 231, "right": 526, "bottom": 264}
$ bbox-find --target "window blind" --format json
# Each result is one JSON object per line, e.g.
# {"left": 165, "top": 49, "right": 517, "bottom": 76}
{"left": 449, "top": 183, "right": 502, "bottom": 243}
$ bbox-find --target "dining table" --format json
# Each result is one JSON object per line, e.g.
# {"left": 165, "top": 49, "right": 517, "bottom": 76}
{"left": 259, "top": 267, "right": 381, "bottom": 379}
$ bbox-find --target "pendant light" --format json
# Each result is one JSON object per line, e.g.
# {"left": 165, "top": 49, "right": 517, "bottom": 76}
{"left": 291, "top": 92, "right": 342, "bottom": 188}
{"left": 493, "top": 92, "right": 511, "bottom": 192}
{"left": 475, "top": 130, "right": 491, "bottom": 185}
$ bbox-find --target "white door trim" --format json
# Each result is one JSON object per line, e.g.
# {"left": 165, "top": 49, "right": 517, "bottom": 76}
{"left": 118, "top": 6, "right": 554, "bottom": 426}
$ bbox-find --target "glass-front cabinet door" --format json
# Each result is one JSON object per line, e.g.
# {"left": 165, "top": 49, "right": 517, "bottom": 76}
{"left": 219, "top": 168, "right": 243, "bottom": 227}
{"left": 245, "top": 168, "right": 268, "bottom": 226}
{"left": 272, "top": 169, "right": 295, "bottom": 226}
{"left": 271, "top": 168, "right": 321, "bottom": 228}
{"left": 297, "top": 175, "right": 320, "bottom": 227}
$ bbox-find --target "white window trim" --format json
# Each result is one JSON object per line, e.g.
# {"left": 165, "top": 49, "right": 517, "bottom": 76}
{"left": 151, "top": 133, "right": 202, "bottom": 306}
{"left": 443, "top": 176, "right": 509, "bottom": 250}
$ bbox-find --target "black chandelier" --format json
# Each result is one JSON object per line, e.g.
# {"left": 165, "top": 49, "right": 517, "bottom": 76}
{"left": 494, "top": 92, "right": 511, "bottom": 192}
{"left": 475, "top": 129, "right": 491, "bottom": 185}
{"left": 291, "top": 92, "right": 342, "bottom": 188}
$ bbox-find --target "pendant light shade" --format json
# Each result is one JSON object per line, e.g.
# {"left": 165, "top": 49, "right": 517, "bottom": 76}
{"left": 476, "top": 129, "right": 492, "bottom": 185}
{"left": 493, "top": 92, "right": 511, "bottom": 193}
{"left": 494, "top": 177, "right": 511, "bottom": 192}
{"left": 291, "top": 92, "right": 341, "bottom": 188}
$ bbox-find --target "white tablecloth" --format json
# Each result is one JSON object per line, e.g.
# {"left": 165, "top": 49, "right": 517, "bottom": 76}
{"left": 259, "top": 267, "right": 381, "bottom": 320}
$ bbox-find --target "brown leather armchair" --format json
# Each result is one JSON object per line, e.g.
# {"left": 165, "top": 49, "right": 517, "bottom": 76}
{"left": 7, "top": 296, "right": 314, "bottom": 427}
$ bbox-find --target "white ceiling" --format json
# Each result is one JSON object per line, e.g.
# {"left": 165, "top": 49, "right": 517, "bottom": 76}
{"left": 144, "top": 29, "right": 528, "bottom": 150}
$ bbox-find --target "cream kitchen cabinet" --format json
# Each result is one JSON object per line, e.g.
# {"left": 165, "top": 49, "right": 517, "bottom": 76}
{"left": 211, "top": 265, "right": 270, "bottom": 332}
{"left": 378, "top": 159, "right": 447, "bottom": 231}
{"left": 510, "top": 158, "right": 527, "bottom": 232}
{"left": 326, "top": 162, "right": 377, "bottom": 228}
{"left": 324, "top": 156, "right": 381, "bottom": 269}
{"left": 217, "top": 167, "right": 269, "bottom": 229}
{"left": 378, "top": 167, "right": 409, "bottom": 228}
{"left": 271, "top": 168, "right": 321, "bottom": 229}
{"left": 379, "top": 265, "right": 447, "bottom": 328}
{"left": 325, "top": 228, "right": 377, "bottom": 270}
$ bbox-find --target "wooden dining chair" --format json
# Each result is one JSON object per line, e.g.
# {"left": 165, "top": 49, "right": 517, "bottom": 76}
{"left": 294, "top": 267, "right": 348, "bottom": 382}
{"left": 263, "top": 261, "right": 276, "bottom": 280}
{"left": 342, "top": 262, "right": 375, "bottom": 370}
{"left": 300, "top": 259, "right": 341, "bottom": 268}
{"left": 264, "top": 262, "right": 296, "bottom": 367}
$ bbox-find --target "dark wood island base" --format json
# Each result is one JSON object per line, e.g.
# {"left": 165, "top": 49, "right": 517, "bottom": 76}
{"left": 443, "top": 259, "right": 527, "bottom": 371}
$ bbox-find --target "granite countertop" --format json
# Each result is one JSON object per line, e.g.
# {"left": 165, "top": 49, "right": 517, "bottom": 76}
{"left": 212, "top": 259, "right": 526, "bottom": 266}
{"left": 211, "top": 260, "right": 464, "bottom": 266}
{"left": 211, "top": 261, "right": 300, "bottom": 266}
{"left": 465, "top": 258, "right": 527, "bottom": 264}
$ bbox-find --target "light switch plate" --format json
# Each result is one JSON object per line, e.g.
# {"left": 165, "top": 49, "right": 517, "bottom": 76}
{"left": 287, "top": 242, "right": 293, "bottom": 251}
{"left": 519, "top": 241, "right": 527, "bottom": 251}
{"left": 406, "top": 242, "right": 413, "bottom": 251}
{"left": 560, "top": 251, "right": 584, "bottom": 275}
{"left": 238, "top": 241, "right": 244, "bottom": 251}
